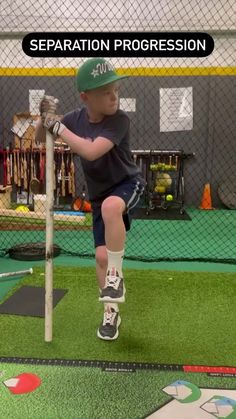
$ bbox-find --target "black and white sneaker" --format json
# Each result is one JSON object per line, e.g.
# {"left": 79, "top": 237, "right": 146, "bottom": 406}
{"left": 97, "top": 308, "right": 121, "bottom": 341}
{"left": 99, "top": 270, "right": 126, "bottom": 303}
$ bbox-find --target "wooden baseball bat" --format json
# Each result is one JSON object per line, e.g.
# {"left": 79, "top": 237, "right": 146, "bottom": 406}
{"left": 65, "top": 152, "right": 69, "bottom": 196}
{"left": 17, "top": 150, "right": 21, "bottom": 188}
{"left": 23, "top": 150, "right": 28, "bottom": 190}
{"left": 13, "top": 150, "right": 18, "bottom": 186}
{"left": 3, "top": 150, "right": 7, "bottom": 186}
{"left": 45, "top": 128, "right": 55, "bottom": 343}
{"left": 30, "top": 150, "right": 41, "bottom": 194}
{"left": 61, "top": 150, "right": 65, "bottom": 197}
{"left": 68, "top": 154, "right": 72, "bottom": 194}
{"left": 6, "top": 147, "right": 11, "bottom": 185}
{"left": 70, "top": 154, "right": 75, "bottom": 197}
{"left": 30, "top": 151, "right": 34, "bottom": 181}
{"left": 10, "top": 151, "right": 13, "bottom": 181}
{"left": 21, "top": 150, "right": 25, "bottom": 188}
{"left": 39, "top": 145, "right": 46, "bottom": 186}
{"left": 39, "top": 147, "right": 43, "bottom": 182}
{"left": 175, "top": 155, "right": 178, "bottom": 169}
{"left": 54, "top": 151, "right": 60, "bottom": 206}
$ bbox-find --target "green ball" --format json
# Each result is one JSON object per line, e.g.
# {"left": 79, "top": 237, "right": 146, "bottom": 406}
{"left": 166, "top": 194, "right": 173, "bottom": 201}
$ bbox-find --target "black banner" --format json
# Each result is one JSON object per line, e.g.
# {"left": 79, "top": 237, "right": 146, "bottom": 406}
{"left": 22, "top": 32, "right": 214, "bottom": 58}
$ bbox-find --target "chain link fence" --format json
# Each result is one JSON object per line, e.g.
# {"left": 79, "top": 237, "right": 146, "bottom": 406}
{"left": 0, "top": 1, "right": 235, "bottom": 263}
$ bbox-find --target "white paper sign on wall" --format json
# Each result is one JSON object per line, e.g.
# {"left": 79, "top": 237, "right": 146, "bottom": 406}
{"left": 29, "top": 89, "right": 45, "bottom": 115}
{"left": 160, "top": 87, "right": 193, "bottom": 132}
{"left": 119, "top": 98, "right": 136, "bottom": 112}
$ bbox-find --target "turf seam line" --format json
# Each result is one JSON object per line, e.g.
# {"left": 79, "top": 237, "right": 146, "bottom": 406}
{"left": 0, "top": 357, "right": 183, "bottom": 370}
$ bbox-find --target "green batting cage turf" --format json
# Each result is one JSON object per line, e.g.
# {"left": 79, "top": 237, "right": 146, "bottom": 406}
{"left": 0, "top": 267, "right": 236, "bottom": 366}
{"left": 1, "top": 360, "right": 236, "bottom": 419}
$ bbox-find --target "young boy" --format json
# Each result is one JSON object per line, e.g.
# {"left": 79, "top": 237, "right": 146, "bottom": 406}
{"left": 37, "top": 58, "right": 145, "bottom": 341}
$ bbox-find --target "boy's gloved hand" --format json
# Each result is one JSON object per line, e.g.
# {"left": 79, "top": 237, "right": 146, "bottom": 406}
{"left": 40, "top": 95, "right": 65, "bottom": 137}
{"left": 39, "top": 95, "right": 58, "bottom": 123}
{"left": 43, "top": 117, "right": 66, "bottom": 137}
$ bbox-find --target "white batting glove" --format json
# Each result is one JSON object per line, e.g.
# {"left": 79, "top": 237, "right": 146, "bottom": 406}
{"left": 39, "top": 95, "right": 58, "bottom": 123}
{"left": 43, "top": 117, "right": 66, "bottom": 137}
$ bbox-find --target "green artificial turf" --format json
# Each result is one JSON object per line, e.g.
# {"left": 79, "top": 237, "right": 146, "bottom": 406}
{"left": 0, "top": 267, "right": 236, "bottom": 366}
{"left": 1, "top": 362, "right": 236, "bottom": 419}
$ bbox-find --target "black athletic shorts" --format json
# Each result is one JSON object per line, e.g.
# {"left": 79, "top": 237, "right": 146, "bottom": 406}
{"left": 91, "top": 175, "right": 146, "bottom": 248}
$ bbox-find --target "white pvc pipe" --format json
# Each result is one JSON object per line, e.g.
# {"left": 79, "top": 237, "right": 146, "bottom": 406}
{"left": 45, "top": 130, "right": 54, "bottom": 343}
{"left": 0, "top": 268, "right": 33, "bottom": 279}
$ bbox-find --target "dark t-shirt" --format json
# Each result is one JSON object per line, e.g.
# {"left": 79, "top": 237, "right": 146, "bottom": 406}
{"left": 62, "top": 107, "right": 140, "bottom": 201}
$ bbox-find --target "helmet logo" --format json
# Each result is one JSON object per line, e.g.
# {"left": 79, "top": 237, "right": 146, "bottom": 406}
{"left": 91, "top": 62, "right": 113, "bottom": 78}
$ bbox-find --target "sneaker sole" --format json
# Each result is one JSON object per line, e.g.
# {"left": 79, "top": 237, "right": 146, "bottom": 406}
{"left": 97, "top": 316, "right": 121, "bottom": 341}
{"left": 99, "top": 287, "right": 126, "bottom": 304}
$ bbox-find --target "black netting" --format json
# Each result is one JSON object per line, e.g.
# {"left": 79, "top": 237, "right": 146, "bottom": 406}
{"left": 0, "top": 2, "right": 235, "bottom": 263}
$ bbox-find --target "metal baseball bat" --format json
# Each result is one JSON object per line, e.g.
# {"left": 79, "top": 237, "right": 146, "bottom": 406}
{"left": 0, "top": 268, "right": 33, "bottom": 279}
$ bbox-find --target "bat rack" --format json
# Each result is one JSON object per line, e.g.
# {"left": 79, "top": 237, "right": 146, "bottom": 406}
{"left": 0, "top": 148, "right": 76, "bottom": 206}
{"left": 131, "top": 149, "right": 195, "bottom": 215}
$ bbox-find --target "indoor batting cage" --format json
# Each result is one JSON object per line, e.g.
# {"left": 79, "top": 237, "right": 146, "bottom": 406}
{"left": 0, "top": 1, "right": 235, "bottom": 265}
{"left": 1, "top": 4, "right": 236, "bottom": 416}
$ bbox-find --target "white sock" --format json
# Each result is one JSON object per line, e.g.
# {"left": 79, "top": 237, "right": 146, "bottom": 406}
{"left": 104, "top": 302, "right": 119, "bottom": 312}
{"left": 106, "top": 248, "right": 124, "bottom": 278}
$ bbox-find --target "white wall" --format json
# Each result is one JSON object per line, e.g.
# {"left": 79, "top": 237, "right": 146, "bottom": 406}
{"left": 0, "top": 36, "right": 235, "bottom": 68}
{"left": 0, "top": 0, "right": 235, "bottom": 31}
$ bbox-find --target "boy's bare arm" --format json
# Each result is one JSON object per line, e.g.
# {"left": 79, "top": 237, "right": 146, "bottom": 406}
{"left": 59, "top": 127, "right": 114, "bottom": 161}
{"left": 43, "top": 118, "right": 114, "bottom": 161}
{"left": 37, "top": 96, "right": 112, "bottom": 160}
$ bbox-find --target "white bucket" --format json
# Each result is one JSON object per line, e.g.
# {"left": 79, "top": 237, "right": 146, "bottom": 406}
{"left": 34, "top": 194, "right": 47, "bottom": 213}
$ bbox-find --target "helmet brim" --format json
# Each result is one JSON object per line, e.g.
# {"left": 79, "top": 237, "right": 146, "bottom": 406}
{"left": 78, "top": 74, "right": 128, "bottom": 92}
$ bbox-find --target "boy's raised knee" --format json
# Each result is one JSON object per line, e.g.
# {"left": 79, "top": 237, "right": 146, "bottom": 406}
{"left": 101, "top": 196, "right": 125, "bottom": 219}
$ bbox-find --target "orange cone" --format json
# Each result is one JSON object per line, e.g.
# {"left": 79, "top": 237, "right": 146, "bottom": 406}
{"left": 199, "top": 183, "right": 214, "bottom": 210}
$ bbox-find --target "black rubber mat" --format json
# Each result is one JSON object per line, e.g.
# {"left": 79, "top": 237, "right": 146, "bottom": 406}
{"left": 0, "top": 286, "right": 68, "bottom": 317}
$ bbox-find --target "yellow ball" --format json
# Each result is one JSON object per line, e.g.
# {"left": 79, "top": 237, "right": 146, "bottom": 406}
{"left": 156, "top": 173, "right": 172, "bottom": 187}
{"left": 15, "top": 205, "right": 30, "bottom": 213}
{"left": 166, "top": 194, "right": 173, "bottom": 201}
